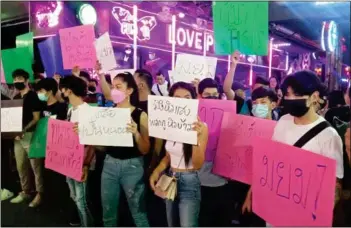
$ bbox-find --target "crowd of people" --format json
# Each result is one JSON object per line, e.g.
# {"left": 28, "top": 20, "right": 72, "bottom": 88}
{"left": 1, "top": 50, "right": 350, "bottom": 227}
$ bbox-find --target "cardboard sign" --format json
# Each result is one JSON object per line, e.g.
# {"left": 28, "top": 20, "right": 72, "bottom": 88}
{"left": 59, "top": 25, "right": 97, "bottom": 69}
{"left": 213, "top": 2, "right": 268, "bottom": 55}
{"left": 198, "top": 99, "right": 236, "bottom": 161}
{"left": 173, "top": 54, "right": 217, "bottom": 83}
{"left": 78, "top": 107, "right": 133, "bottom": 147}
{"left": 29, "top": 117, "right": 49, "bottom": 158}
{"left": 252, "top": 137, "right": 336, "bottom": 227}
{"left": 45, "top": 119, "right": 84, "bottom": 181}
{"left": 148, "top": 95, "right": 199, "bottom": 145}
{"left": 213, "top": 113, "right": 276, "bottom": 184}
{"left": 95, "top": 32, "right": 117, "bottom": 72}
{"left": 16, "top": 32, "right": 34, "bottom": 62}
{"left": 1, "top": 107, "right": 23, "bottom": 132}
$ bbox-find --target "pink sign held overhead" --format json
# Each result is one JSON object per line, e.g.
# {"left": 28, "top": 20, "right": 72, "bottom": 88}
{"left": 45, "top": 119, "right": 84, "bottom": 181}
{"left": 198, "top": 99, "right": 236, "bottom": 161}
{"left": 252, "top": 137, "right": 336, "bottom": 227}
{"left": 213, "top": 113, "right": 276, "bottom": 185}
{"left": 59, "top": 25, "right": 97, "bottom": 69}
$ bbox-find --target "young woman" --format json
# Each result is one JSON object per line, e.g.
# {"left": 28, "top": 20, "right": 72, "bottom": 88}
{"left": 269, "top": 76, "right": 283, "bottom": 100}
{"left": 149, "top": 82, "right": 208, "bottom": 227}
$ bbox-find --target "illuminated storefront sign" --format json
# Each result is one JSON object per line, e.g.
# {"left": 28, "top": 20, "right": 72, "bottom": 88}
{"left": 321, "top": 21, "right": 338, "bottom": 52}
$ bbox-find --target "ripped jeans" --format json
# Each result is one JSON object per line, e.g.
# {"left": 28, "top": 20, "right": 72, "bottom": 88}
{"left": 101, "top": 155, "right": 149, "bottom": 227}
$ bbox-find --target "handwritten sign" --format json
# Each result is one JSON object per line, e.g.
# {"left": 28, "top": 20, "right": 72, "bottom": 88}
{"left": 213, "top": 113, "right": 276, "bottom": 184}
{"left": 252, "top": 137, "right": 336, "bottom": 227}
{"left": 59, "top": 25, "right": 97, "bottom": 69}
{"left": 173, "top": 54, "right": 217, "bottom": 83}
{"left": 148, "top": 95, "right": 199, "bottom": 145}
{"left": 78, "top": 107, "right": 133, "bottom": 147}
{"left": 213, "top": 2, "right": 268, "bottom": 55}
{"left": 198, "top": 99, "right": 236, "bottom": 161}
{"left": 29, "top": 117, "right": 49, "bottom": 158}
{"left": 1, "top": 107, "right": 23, "bottom": 132}
{"left": 45, "top": 119, "right": 84, "bottom": 181}
{"left": 94, "top": 32, "right": 117, "bottom": 72}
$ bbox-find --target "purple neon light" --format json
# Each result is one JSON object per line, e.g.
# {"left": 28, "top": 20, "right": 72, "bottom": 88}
{"left": 35, "top": 1, "right": 63, "bottom": 28}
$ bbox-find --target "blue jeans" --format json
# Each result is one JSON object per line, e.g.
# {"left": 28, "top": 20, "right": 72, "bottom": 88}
{"left": 165, "top": 171, "right": 201, "bottom": 227}
{"left": 101, "top": 155, "right": 149, "bottom": 227}
{"left": 66, "top": 177, "right": 94, "bottom": 227}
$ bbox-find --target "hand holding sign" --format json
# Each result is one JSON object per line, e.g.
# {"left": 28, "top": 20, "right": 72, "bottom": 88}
{"left": 94, "top": 32, "right": 117, "bottom": 72}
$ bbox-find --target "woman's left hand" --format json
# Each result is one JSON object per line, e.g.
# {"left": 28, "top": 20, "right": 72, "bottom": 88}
{"left": 127, "top": 120, "right": 138, "bottom": 135}
{"left": 192, "top": 116, "right": 206, "bottom": 137}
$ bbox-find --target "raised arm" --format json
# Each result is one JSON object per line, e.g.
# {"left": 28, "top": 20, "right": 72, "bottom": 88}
{"left": 96, "top": 61, "right": 113, "bottom": 101}
{"left": 223, "top": 51, "right": 240, "bottom": 100}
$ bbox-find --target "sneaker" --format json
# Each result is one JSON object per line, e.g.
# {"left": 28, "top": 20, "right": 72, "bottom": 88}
{"left": 1, "top": 189, "right": 14, "bottom": 201}
{"left": 10, "top": 192, "right": 30, "bottom": 203}
{"left": 29, "top": 193, "right": 42, "bottom": 208}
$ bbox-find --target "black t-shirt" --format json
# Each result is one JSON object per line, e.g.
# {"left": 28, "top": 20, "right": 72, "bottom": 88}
{"left": 43, "top": 102, "right": 68, "bottom": 120}
{"left": 138, "top": 100, "right": 148, "bottom": 114}
{"left": 13, "top": 90, "right": 42, "bottom": 132}
{"left": 325, "top": 106, "right": 351, "bottom": 128}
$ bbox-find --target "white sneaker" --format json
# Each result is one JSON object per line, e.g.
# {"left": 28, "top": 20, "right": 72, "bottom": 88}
{"left": 1, "top": 189, "right": 14, "bottom": 201}
{"left": 10, "top": 192, "right": 30, "bottom": 203}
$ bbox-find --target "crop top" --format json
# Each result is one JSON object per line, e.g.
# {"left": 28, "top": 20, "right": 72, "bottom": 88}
{"left": 105, "top": 108, "right": 144, "bottom": 159}
{"left": 165, "top": 140, "right": 193, "bottom": 169}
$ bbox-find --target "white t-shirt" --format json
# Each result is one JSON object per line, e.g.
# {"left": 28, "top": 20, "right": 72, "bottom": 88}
{"left": 68, "top": 102, "right": 95, "bottom": 170}
{"left": 272, "top": 114, "right": 344, "bottom": 179}
{"left": 151, "top": 82, "right": 169, "bottom": 96}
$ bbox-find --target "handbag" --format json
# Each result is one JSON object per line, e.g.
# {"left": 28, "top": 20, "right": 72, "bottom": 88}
{"left": 154, "top": 154, "right": 184, "bottom": 201}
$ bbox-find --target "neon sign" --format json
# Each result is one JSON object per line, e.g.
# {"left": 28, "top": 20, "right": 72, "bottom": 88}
{"left": 111, "top": 6, "right": 157, "bottom": 41}
{"left": 35, "top": 1, "right": 63, "bottom": 28}
{"left": 321, "top": 21, "right": 338, "bottom": 52}
{"left": 166, "top": 25, "right": 214, "bottom": 51}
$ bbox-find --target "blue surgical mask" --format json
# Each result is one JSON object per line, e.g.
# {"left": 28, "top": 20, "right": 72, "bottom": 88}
{"left": 252, "top": 104, "right": 269, "bottom": 118}
{"left": 38, "top": 93, "right": 48, "bottom": 102}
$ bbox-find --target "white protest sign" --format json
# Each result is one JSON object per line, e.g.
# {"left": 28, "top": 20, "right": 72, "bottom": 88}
{"left": 1, "top": 107, "right": 23, "bottom": 132}
{"left": 173, "top": 54, "right": 217, "bottom": 83}
{"left": 148, "top": 95, "right": 199, "bottom": 145}
{"left": 108, "top": 69, "right": 135, "bottom": 80}
{"left": 94, "top": 32, "right": 117, "bottom": 72}
{"left": 78, "top": 107, "right": 133, "bottom": 147}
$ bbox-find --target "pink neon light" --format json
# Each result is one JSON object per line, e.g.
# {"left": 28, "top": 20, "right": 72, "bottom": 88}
{"left": 35, "top": 1, "right": 63, "bottom": 28}
{"left": 249, "top": 65, "right": 253, "bottom": 86}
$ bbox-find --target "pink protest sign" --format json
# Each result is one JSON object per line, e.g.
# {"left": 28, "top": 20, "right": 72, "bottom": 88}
{"left": 198, "top": 99, "right": 236, "bottom": 161}
{"left": 45, "top": 119, "right": 84, "bottom": 181}
{"left": 213, "top": 113, "right": 276, "bottom": 184}
{"left": 252, "top": 137, "right": 336, "bottom": 227}
{"left": 59, "top": 25, "right": 97, "bottom": 69}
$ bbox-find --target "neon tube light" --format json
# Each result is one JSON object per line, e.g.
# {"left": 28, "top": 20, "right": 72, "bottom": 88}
{"left": 321, "top": 21, "right": 326, "bottom": 51}
{"left": 133, "top": 5, "right": 137, "bottom": 70}
{"left": 285, "top": 54, "right": 289, "bottom": 71}
{"left": 171, "top": 15, "right": 176, "bottom": 70}
{"left": 328, "top": 20, "right": 337, "bottom": 52}
{"left": 268, "top": 38, "right": 274, "bottom": 78}
{"left": 249, "top": 65, "right": 253, "bottom": 86}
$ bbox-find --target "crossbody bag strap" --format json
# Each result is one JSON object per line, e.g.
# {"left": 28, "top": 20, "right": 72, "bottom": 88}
{"left": 156, "top": 84, "right": 163, "bottom": 96}
{"left": 293, "top": 121, "right": 331, "bottom": 148}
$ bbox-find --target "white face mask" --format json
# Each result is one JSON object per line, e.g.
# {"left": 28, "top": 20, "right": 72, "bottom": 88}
{"left": 125, "top": 50, "right": 131, "bottom": 55}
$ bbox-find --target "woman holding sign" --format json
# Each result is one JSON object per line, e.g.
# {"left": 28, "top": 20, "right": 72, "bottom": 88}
{"left": 149, "top": 82, "right": 208, "bottom": 227}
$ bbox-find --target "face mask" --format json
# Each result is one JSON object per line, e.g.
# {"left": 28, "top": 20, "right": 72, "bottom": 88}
{"left": 125, "top": 50, "right": 131, "bottom": 55}
{"left": 14, "top": 82, "right": 25, "bottom": 90}
{"left": 283, "top": 99, "right": 309, "bottom": 117}
{"left": 111, "top": 89, "right": 126, "bottom": 104}
{"left": 252, "top": 104, "right": 269, "bottom": 118}
{"left": 38, "top": 93, "right": 48, "bottom": 102}
{"left": 88, "top": 86, "right": 96, "bottom": 93}
{"left": 203, "top": 96, "right": 219, "bottom": 100}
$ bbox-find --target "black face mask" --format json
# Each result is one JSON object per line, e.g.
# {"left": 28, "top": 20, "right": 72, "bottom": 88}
{"left": 61, "top": 93, "right": 69, "bottom": 102}
{"left": 88, "top": 86, "right": 96, "bottom": 93}
{"left": 204, "top": 96, "right": 219, "bottom": 100}
{"left": 14, "top": 82, "right": 25, "bottom": 90}
{"left": 283, "top": 99, "right": 309, "bottom": 117}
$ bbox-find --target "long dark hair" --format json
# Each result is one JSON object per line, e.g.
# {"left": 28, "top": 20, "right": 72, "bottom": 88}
{"left": 169, "top": 82, "right": 197, "bottom": 167}
{"left": 113, "top": 72, "right": 139, "bottom": 107}
{"left": 269, "top": 76, "right": 280, "bottom": 92}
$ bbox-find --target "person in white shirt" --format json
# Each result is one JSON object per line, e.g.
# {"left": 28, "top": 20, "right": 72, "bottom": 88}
{"left": 151, "top": 72, "right": 169, "bottom": 96}
{"left": 242, "top": 70, "right": 344, "bottom": 226}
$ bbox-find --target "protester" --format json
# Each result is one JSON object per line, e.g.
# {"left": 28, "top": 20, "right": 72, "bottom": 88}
{"left": 269, "top": 76, "right": 283, "bottom": 98}
{"left": 251, "top": 87, "right": 279, "bottom": 120}
{"left": 325, "top": 90, "right": 350, "bottom": 128}
{"left": 150, "top": 82, "right": 208, "bottom": 227}
{"left": 10, "top": 69, "right": 44, "bottom": 207}
{"left": 134, "top": 69, "right": 154, "bottom": 113}
{"left": 242, "top": 70, "right": 344, "bottom": 226}
{"left": 197, "top": 78, "right": 232, "bottom": 227}
{"left": 60, "top": 75, "right": 95, "bottom": 227}
{"left": 151, "top": 72, "right": 169, "bottom": 96}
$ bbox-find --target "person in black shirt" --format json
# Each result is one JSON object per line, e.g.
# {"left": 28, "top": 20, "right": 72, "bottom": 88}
{"left": 36, "top": 78, "right": 68, "bottom": 120}
{"left": 325, "top": 90, "right": 350, "bottom": 128}
{"left": 10, "top": 69, "right": 44, "bottom": 208}
{"left": 134, "top": 69, "right": 154, "bottom": 113}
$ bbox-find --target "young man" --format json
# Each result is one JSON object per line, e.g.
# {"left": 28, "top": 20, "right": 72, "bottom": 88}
{"left": 59, "top": 75, "right": 95, "bottom": 227}
{"left": 197, "top": 78, "right": 233, "bottom": 227}
{"left": 251, "top": 87, "right": 278, "bottom": 120}
{"left": 36, "top": 78, "right": 68, "bottom": 120}
{"left": 151, "top": 72, "right": 169, "bottom": 96}
{"left": 133, "top": 69, "right": 153, "bottom": 113}
{"left": 243, "top": 70, "right": 344, "bottom": 225}
{"left": 10, "top": 69, "right": 44, "bottom": 207}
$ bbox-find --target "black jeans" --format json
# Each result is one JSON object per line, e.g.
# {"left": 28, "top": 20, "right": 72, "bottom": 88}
{"left": 1, "top": 139, "right": 14, "bottom": 190}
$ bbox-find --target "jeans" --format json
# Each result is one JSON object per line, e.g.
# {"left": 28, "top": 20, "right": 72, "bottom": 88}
{"left": 14, "top": 132, "right": 44, "bottom": 193}
{"left": 101, "top": 155, "right": 149, "bottom": 227}
{"left": 165, "top": 171, "right": 201, "bottom": 227}
{"left": 66, "top": 177, "right": 94, "bottom": 227}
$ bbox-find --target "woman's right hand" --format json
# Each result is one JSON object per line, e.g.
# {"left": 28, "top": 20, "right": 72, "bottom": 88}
{"left": 149, "top": 171, "right": 160, "bottom": 192}
{"left": 73, "top": 122, "right": 79, "bottom": 135}
{"left": 242, "top": 195, "right": 252, "bottom": 214}
{"left": 95, "top": 60, "right": 102, "bottom": 74}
